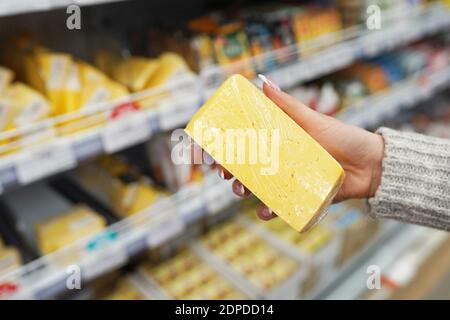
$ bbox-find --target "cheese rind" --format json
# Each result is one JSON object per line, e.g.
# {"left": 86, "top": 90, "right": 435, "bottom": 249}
{"left": 185, "top": 74, "right": 344, "bottom": 232}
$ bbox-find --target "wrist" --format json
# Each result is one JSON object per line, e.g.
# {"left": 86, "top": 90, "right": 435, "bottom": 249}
{"left": 368, "top": 134, "right": 384, "bottom": 198}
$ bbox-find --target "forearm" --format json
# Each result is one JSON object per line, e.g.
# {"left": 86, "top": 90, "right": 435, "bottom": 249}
{"left": 368, "top": 127, "right": 450, "bottom": 231}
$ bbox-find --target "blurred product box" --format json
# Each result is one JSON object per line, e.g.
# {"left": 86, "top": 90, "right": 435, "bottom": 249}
{"left": 138, "top": 247, "right": 247, "bottom": 299}
{"left": 75, "top": 155, "right": 169, "bottom": 219}
{"left": 193, "top": 218, "right": 307, "bottom": 299}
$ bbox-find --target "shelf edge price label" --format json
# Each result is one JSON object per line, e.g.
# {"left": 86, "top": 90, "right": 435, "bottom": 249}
{"left": 82, "top": 240, "right": 128, "bottom": 281}
{"left": 16, "top": 140, "right": 76, "bottom": 185}
{"left": 147, "top": 212, "right": 184, "bottom": 248}
{"left": 102, "top": 113, "right": 151, "bottom": 153}
{"left": 176, "top": 183, "right": 205, "bottom": 222}
{"left": 158, "top": 97, "right": 198, "bottom": 130}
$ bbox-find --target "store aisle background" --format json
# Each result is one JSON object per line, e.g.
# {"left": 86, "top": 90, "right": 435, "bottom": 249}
{"left": 0, "top": 0, "right": 449, "bottom": 300}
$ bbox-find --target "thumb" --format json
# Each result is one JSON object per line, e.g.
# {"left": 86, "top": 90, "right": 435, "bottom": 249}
{"left": 262, "top": 82, "right": 333, "bottom": 133}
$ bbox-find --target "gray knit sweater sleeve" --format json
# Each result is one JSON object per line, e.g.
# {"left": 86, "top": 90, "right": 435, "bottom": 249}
{"left": 368, "top": 127, "right": 450, "bottom": 231}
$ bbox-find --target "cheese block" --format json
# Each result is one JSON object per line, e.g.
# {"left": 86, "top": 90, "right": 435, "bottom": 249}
{"left": 145, "top": 53, "right": 189, "bottom": 89}
{"left": 0, "top": 66, "right": 14, "bottom": 93}
{"left": 35, "top": 204, "right": 106, "bottom": 254}
{"left": 113, "top": 57, "right": 159, "bottom": 92}
{"left": 185, "top": 74, "right": 344, "bottom": 232}
{"left": 0, "top": 246, "right": 22, "bottom": 275}
{"left": 4, "top": 82, "right": 51, "bottom": 129}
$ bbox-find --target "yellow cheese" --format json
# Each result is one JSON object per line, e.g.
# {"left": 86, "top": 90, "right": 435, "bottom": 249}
{"left": 0, "top": 66, "right": 14, "bottom": 93}
{"left": 113, "top": 57, "right": 159, "bottom": 92}
{"left": 34, "top": 52, "right": 72, "bottom": 115}
{"left": 3, "top": 82, "right": 51, "bottom": 129}
{"left": 145, "top": 53, "right": 189, "bottom": 88}
{"left": 185, "top": 74, "right": 344, "bottom": 232}
{"left": 0, "top": 246, "right": 21, "bottom": 275}
{"left": 35, "top": 204, "right": 106, "bottom": 254}
{"left": 61, "top": 62, "right": 82, "bottom": 113}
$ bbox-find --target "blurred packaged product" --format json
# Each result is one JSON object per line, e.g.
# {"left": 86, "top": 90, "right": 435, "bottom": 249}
{"left": 112, "top": 57, "right": 159, "bottom": 92}
{"left": 1, "top": 82, "right": 51, "bottom": 130}
{"left": 35, "top": 204, "right": 106, "bottom": 254}
{"left": 264, "top": 7, "right": 298, "bottom": 65}
{"left": 139, "top": 247, "right": 246, "bottom": 299}
{"left": 0, "top": 245, "right": 22, "bottom": 276}
{"left": 212, "top": 22, "right": 255, "bottom": 79}
{"left": 0, "top": 66, "right": 14, "bottom": 93}
{"left": 201, "top": 219, "right": 298, "bottom": 292}
{"left": 76, "top": 155, "right": 168, "bottom": 218}
{"left": 145, "top": 132, "right": 205, "bottom": 192}
{"left": 292, "top": 6, "right": 342, "bottom": 56}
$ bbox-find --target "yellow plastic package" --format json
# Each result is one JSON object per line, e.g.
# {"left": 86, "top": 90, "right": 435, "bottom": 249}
{"left": 76, "top": 156, "right": 167, "bottom": 218}
{"left": 3, "top": 82, "right": 52, "bottom": 129}
{"left": 185, "top": 75, "right": 344, "bottom": 232}
{"left": 32, "top": 52, "right": 72, "bottom": 115}
{"left": 0, "top": 66, "right": 14, "bottom": 93}
{"left": 112, "top": 57, "right": 159, "bottom": 92}
{"left": 0, "top": 246, "right": 22, "bottom": 276}
{"left": 35, "top": 204, "right": 106, "bottom": 254}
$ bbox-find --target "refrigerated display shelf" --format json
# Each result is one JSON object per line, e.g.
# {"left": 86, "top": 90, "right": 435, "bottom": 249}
{"left": 0, "top": 4, "right": 447, "bottom": 196}
{"left": 0, "top": 0, "right": 128, "bottom": 18}
{"left": 338, "top": 64, "right": 450, "bottom": 128}
{"left": 0, "top": 173, "right": 238, "bottom": 300}
{"left": 1, "top": 49, "right": 449, "bottom": 197}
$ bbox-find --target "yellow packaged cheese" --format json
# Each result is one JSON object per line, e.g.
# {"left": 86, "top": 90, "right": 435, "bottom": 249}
{"left": 185, "top": 74, "right": 344, "bottom": 232}
{"left": 0, "top": 246, "right": 21, "bottom": 275}
{"left": 113, "top": 57, "right": 159, "bottom": 92}
{"left": 0, "top": 66, "right": 14, "bottom": 93}
{"left": 34, "top": 52, "right": 72, "bottom": 115}
{"left": 145, "top": 53, "right": 189, "bottom": 89}
{"left": 35, "top": 204, "right": 106, "bottom": 254}
{"left": 3, "top": 82, "right": 51, "bottom": 129}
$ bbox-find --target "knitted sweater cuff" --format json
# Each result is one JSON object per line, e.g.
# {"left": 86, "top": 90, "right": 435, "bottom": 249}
{"left": 368, "top": 127, "right": 450, "bottom": 231}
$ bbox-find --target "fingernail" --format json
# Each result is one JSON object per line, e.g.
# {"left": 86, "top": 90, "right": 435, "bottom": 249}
{"left": 218, "top": 169, "right": 225, "bottom": 180}
{"left": 202, "top": 151, "right": 214, "bottom": 165}
{"left": 258, "top": 74, "right": 281, "bottom": 91}
{"left": 239, "top": 184, "right": 245, "bottom": 195}
{"left": 261, "top": 206, "right": 273, "bottom": 218}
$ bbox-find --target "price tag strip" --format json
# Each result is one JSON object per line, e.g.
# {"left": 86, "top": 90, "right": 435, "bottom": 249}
{"left": 16, "top": 139, "right": 76, "bottom": 185}
{"left": 158, "top": 96, "right": 199, "bottom": 130}
{"left": 102, "top": 112, "right": 151, "bottom": 153}
{"left": 81, "top": 241, "right": 128, "bottom": 281}
{"left": 146, "top": 211, "right": 185, "bottom": 248}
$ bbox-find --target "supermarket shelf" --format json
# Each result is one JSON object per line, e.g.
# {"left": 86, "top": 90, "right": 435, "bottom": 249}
{"left": 0, "top": 173, "right": 238, "bottom": 300}
{"left": 202, "top": 3, "right": 450, "bottom": 92}
{"left": 338, "top": 65, "right": 450, "bottom": 128}
{"left": 0, "top": 0, "right": 127, "bottom": 18}
{"left": 0, "top": 4, "right": 448, "bottom": 195}
{"left": 322, "top": 224, "right": 449, "bottom": 299}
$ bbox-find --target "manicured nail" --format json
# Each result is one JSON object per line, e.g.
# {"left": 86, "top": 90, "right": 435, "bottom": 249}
{"left": 218, "top": 169, "right": 225, "bottom": 180}
{"left": 239, "top": 184, "right": 245, "bottom": 195}
{"left": 261, "top": 206, "right": 273, "bottom": 218}
{"left": 258, "top": 74, "right": 281, "bottom": 91}
{"left": 202, "top": 151, "right": 214, "bottom": 165}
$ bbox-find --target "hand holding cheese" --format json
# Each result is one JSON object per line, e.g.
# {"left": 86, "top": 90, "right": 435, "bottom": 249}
{"left": 220, "top": 76, "right": 384, "bottom": 223}
{"left": 186, "top": 75, "right": 383, "bottom": 231}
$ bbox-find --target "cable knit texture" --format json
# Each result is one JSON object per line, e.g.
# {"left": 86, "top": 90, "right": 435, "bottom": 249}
{"left": 368, "top": 127, "right": 450, "bottom": 231}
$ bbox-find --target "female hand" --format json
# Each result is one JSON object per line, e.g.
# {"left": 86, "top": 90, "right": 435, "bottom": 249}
{"left": 218, "top": 78, "right": 384, "bottom": 221}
